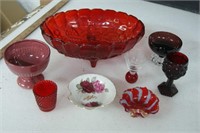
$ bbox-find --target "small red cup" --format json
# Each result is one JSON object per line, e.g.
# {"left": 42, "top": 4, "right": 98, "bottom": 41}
{"left": 33, "top": 80, "right": 57, "bottom": 112}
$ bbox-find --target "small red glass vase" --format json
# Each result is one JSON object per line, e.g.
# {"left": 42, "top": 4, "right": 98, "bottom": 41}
{"left": 33, "top": 80, "right": 57, "bottom": 112}
{"left": 41, "top": 8, "right": 145, "bottom": 67}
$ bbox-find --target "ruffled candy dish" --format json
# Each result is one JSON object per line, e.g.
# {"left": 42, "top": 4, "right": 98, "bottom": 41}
{"left": 68, "top": 74, "right": 116, "bottom": 109}
{"left": 4, "top": 39, "right": 50, "bottom": 89}
{"left": 119, "top": 87, "right": 159, "bottom": 118}
{"left": 41, "top": 8, "right": 145, "bottom": 67}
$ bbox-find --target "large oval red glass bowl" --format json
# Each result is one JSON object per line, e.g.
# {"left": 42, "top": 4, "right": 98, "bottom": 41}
{"left": 41, "top": 9, "right": 145, "bottom": 67}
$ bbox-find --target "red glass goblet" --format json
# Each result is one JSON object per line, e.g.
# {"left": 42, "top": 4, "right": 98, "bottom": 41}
{"left": 124, "top": 47, "right": 145, "bottom": 83}
{"left": 4, "top": 39, "right": 50, "bottom": 89}
{"left": 149, "top": 31, "right": 182, "bottom": 65}
{"left": 158, "top": 52, "right": 189, "bottom": 97}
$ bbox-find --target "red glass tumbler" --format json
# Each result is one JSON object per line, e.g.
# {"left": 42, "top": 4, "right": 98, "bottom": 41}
{"left": 33, "top": 80, "right": 57, "bottom": 112}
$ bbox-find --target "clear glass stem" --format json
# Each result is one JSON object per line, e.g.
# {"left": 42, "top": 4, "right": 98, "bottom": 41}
{"left": 151, "top": 53, "right": 164, "bottom": 65}
{"left": 129, "top": 65, "right": 137, "bottom": 75}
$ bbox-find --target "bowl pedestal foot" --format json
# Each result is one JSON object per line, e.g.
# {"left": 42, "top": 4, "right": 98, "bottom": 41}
{"left": 90, "top": 60, "right": 98, "bottom": 68}
{"left": 17, "top": 74, "right": 44, "bottom": 89}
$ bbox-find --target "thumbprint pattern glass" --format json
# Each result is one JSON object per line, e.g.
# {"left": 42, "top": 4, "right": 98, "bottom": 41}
{"left": 33, "top": 80, "right": 57, "bottom": 112}
{"left": 158, "top": 52, "right": 189, "bottom": 97}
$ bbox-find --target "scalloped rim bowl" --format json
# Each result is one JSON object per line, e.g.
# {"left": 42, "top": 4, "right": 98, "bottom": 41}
{"left": 41, "top": 8, "right": 145, "bottom": 67}
{"left": 68, "top": 74, "right": 116, "bottom": 110}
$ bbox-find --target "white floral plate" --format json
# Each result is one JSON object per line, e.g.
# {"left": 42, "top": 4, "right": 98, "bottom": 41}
{"left": 68, "top": 74, "right": 116, "bottom": 109}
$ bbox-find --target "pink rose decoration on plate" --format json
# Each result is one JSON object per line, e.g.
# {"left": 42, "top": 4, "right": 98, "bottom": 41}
{"left": 77, "top": 77, "right": 108, "bottom": 94}
{"left": 80, "top": 80, "right": 94, "bottom": 93}
{"left": 92, "top": 80, "right": 105, "bottom": 93}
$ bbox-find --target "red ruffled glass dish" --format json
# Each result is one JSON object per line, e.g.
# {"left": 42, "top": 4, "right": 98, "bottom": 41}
{"left": 41, "top": 8, "right": 145, "bottom": 67}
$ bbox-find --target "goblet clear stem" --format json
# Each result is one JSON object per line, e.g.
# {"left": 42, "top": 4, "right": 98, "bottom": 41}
{"left": 129, "top": 65, "right": 137, "bottom": 75}
{"left": 129, "top": 71, "right": 137, "bottom": 75}
{"left": 151, "top": 53, "right": 164, "bottom": 65}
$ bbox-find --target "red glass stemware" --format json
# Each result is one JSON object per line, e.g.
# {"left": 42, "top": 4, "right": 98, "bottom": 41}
{"left": 149, "top": 31, "right": 182, "bottom": 65}
{"left": 41, "top": 9, "right": 145, "bottom": 67}
{"left": 158, "top": 52, "right": 189, "bottom": 97}
{"left": 124, "top": 47, "right": 145, "bottom": 84}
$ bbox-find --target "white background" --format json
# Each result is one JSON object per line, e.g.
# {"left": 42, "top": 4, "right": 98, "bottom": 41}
{"left": 0, "top": 0, "right": 200, "bottom": 133}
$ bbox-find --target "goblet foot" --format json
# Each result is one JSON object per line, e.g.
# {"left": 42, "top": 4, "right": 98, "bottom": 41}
{"left": 158, "top": 82, "right": 178, "bottom": 97}
{"left": 125, "top": 71, "right": 138, "bottom": 83}
{"left": 17, "top": 74, "right": 44, "bottom": 89}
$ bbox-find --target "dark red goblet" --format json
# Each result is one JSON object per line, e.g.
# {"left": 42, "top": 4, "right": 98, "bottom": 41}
{"left": 149, "top": 31, "right": 182, "bottom": 65}
{"left": 158, "top": 52, "right": 189, "bottom": 97}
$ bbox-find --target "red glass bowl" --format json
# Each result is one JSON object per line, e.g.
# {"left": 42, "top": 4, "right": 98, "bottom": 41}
{"left": 41, "top": 9, "right": 145, "bottom": 67}
{"left": 119, "top": 87, "right": 159, "bottom": 117}
{"left": 4, "top": 39, "right": 50, "bottom": 89}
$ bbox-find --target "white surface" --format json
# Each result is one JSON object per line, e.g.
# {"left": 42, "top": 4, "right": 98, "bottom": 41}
{"left": 0, "top": 0, "right": 200, "bottom": 133}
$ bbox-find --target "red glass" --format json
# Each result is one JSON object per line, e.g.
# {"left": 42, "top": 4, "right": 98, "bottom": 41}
{"left": 33, "top": 80, "right": 57, "bottom": 112}
{"left": 158, "top": 52, "right": 189, "bottom": 97}
{"left": 124, "top": 47, "right": 145, "bottom": 84}
{"left": 41, "top": 8, "right": 145, "bottom": 67}
{"left": 149, "top": 31, "right": 182, "bottom": 65}
{"left": 125, "top": 71, "right": 138, "bottom": 83}
{"left": 119, "top": 87, "right": 159, "bottom": 118}
{"left": 4, "top": 39, "right": 50, "bottom": 89}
